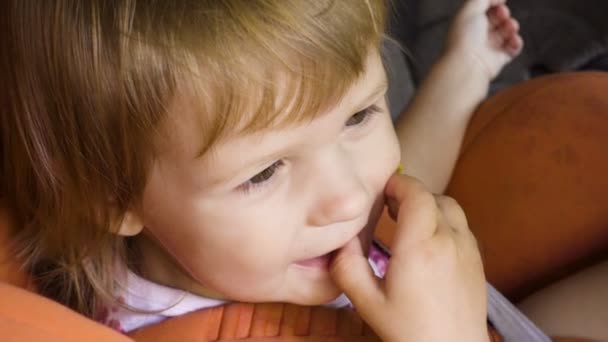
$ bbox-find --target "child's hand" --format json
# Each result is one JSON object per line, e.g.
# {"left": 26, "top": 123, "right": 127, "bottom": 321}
{"left": 446, "top": 0, "right": 523, "bottom": 80}
{"left": 330, "top": 174, "right": 489, "bottom": 342}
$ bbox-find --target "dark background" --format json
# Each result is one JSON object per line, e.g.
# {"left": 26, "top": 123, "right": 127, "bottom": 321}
{"left": 383, "top": 0, "right": 608, "bottom": 117}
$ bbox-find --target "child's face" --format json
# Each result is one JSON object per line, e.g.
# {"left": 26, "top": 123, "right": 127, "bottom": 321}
{"left": 137, "top": 50, "right": 400, "bottom": 304}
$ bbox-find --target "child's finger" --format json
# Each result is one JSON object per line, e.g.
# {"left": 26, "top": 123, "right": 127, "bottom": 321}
{"left": 489, "top": 28, "right": 507, "bottom": 50}
{"left": 505, "top": 35, "right": 524, "bottom": 57}
{"left": 499, "top": 18, "right": 519, "bottom": 40}
{"left": 385, "top": 167, "right": 405, "bottom": 221}
{"left": 466, "top": 0, "right": 505, "bottom": 15}
{"left": 488, "top": 0, "right": 507, "bottom": 7}
{"left": 435, "top": 195, "right": 469, "bottom": 233}
{"left": 384, "top": 174, "right": 440, "bottom": 254}
{"left": 386, "top": 196, "right": 399, "bottom": 221}
{"left": 488, "top": 4, "right": 510, "bottom": 28}
{"left": 330, "top": 237, "right": 385, "bottom": 320}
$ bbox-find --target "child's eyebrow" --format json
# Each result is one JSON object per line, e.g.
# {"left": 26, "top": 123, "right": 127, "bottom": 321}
{"left": 355, "top": 81, "right": 388, "bottom": 110}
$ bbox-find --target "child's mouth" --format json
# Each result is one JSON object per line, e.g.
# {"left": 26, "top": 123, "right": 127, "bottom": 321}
{"left": 295, "top": 250, "right": 337, "bottom": 270}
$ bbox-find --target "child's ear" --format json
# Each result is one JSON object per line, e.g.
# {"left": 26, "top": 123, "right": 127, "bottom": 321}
{"left": 116, "top": 210, "right": 145, "bottom": 236}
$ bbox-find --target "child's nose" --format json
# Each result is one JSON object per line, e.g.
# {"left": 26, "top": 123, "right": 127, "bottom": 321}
{"left": 306, "top": 152, "right": 368, "bottom": 227}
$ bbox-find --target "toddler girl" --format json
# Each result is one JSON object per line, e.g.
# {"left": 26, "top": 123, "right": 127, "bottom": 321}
{"left": 1, "top": 0, "right": 543, "bottom": 340}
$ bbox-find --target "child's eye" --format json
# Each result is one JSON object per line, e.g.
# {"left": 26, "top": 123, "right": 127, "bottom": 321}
{"left": 345, "top": 104, "right": 381, "bottom": 127}
{"left": 237, "top": 160, "right": 285, "bottom": 193}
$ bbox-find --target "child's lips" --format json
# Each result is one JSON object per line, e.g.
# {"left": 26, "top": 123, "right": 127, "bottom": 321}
{"left": 294, "top": 220, "right": 375, "bottom": 270}
{"left": 295, "top": 251, "right": 337, "bottom": 270}
{"left": 294, "top": 222, "right": 374, "bottom": 271}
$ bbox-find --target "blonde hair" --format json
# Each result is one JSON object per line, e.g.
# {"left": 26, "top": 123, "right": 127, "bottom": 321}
{"left": 0, "top": 0, "right": 386, "bottom": 318}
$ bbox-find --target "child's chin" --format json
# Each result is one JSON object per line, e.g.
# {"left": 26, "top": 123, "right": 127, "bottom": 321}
{"left": 278, "top": 280, "right": 341, "bottom": 306}
{"left": 296, "top": 283, "right": 343, "bottom": 306}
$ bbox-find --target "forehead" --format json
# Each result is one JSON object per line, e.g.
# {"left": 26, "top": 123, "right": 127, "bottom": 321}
{"left": 158, "top": 48, "right": 386, "bottom": 162}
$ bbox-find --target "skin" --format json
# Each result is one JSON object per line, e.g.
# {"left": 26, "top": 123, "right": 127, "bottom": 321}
{"left": 125, "top": 50, "right": 401, "bottom": 305}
